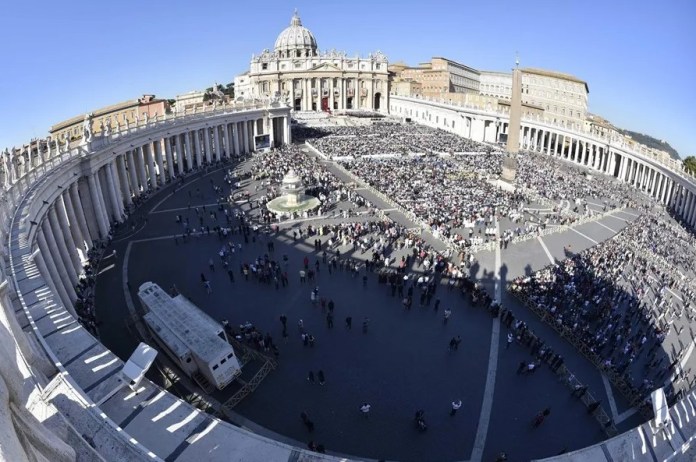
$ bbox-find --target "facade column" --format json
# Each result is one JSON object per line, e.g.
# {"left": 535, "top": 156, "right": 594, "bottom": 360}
{"left": 55, "top": 194, "right": 82, "bottom": 274}
{"left": 36, "top": 233, "right": 74, "bottom": 313}
{"left": 62, "top": 189, "right": 85, "bottom": 257}
{"left": 88, "top": 172, "right": 109, "bottom": 239}
{"left": 42, "top": 218, "right": 77, "bottom": 303}
{"left": 165, "top": 137, "right": 175, "bottom": 178}
{"left": 69, "top": 182, "right": 92, "bottom": 248}
{"left": 204, "top": 127, "right": 213, "bottom": 163}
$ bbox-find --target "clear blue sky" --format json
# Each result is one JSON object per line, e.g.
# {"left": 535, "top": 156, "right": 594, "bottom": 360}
{"left": 1, "top": 0, "right": 694, "bottom": 157}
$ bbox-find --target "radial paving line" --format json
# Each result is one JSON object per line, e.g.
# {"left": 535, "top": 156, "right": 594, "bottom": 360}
{"left": 470, "top": 216, "right": 502, "bottom": 462}
{"left": 569, "top": 227, "right": 599, "bottom": 244}
{"left": 595, "top": 220, "right": 618, "bottom": 233}
{"left": 537, "top": 236, "right": 555, "bottom": 264}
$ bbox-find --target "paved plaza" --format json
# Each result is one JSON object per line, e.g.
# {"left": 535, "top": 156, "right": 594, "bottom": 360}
{"left": 93, "top": 146, "right": 682, "bottom": 462}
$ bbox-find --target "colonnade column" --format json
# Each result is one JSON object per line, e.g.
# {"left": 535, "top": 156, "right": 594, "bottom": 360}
{"left": 35, "top": 236, "right": 74, "bottom": 315}
{"left": 183, "top": 132, "right": 192, "bottom": 169}
{"left": 233, "top": 123, "right": 241, "bottom": 156}
{"left": 53, "top": 198, "right": 82, "bottom": 276}
{"left": 154, "top": 140, "right": 165, "bottom": 186}
{"left": 126, "top": 150, "right": 140, "bottom": 199}
{"left": 41, "top": 218, "right": 77, "bottom": 303}
{"left": 221, "top": 124, "right": 230, "bottom": 158}
{"left": 69, "top": 182, "right": 92, "bottom": 248}
{"left": 213, "top": 126, "right": 222, "bottom": 159}
{"left": 105, "top": 162, "right": 123, "bottom": 222}
{"left": 243, "top": 121, "right": 250, "bottom": 153}
{"left": 165, "top": 137, "right": 175, "bottom": 178}
{"left": 136, "top": 146, "right": 148, "bottom": 192}
{"left": 88, "top": 172, "right": 109, "bottom": 239}
{"left": 116, "top": 155, "right": 132, "bottom": 206}
{"left": 145, "top": 143, "right": 157, "bottom": 189}
{"left": 204, "top": 128, "right": 212, "bottom": 163}
{"left": 193, "top": 130, "right": 203, "bottom": 167}
{"left": 662, "top": 177, "right": 670, "bottom": 204}
{"left": 62, "top": 188, "right": 85, "bottom": 257}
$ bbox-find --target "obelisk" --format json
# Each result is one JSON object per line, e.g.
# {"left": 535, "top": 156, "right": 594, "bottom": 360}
{"left": 502, "top": 57, "right": 521, "bottom": 183}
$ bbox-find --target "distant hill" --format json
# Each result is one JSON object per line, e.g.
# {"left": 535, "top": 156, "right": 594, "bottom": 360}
{"left": 619, "top": 129, "right": 681, "bottom": 160}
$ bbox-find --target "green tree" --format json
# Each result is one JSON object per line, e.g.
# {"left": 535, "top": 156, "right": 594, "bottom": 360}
{"left": 684, "top": 156, "right": 696, "bottom": 175}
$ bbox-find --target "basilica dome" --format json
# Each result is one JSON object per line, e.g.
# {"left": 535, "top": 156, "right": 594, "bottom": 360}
{"left": 274, "top": 11, "right": 318, "bottom": 57}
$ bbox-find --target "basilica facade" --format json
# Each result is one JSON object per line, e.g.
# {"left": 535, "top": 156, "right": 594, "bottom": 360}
{"left": 236, "top": 12, "right": 389, "bottom": 112}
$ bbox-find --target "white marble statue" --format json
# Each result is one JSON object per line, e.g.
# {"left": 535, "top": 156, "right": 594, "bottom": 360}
{"left": 1, "top": 149, "right": 10, "bottom": 188}
{"left": 82, "top": 115, "right": 92, "bottom": 143}
{"left": 143, "top": 112, "right": 149, "bottom": 125}
{"left": 104, "top": 118, "right": 111, "bottom": 137}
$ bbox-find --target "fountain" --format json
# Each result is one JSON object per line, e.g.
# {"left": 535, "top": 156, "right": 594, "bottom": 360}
{"left": 266, "top": 169, "right": 320, "bottom": 216}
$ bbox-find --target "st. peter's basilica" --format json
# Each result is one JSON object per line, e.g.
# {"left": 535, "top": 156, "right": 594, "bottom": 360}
{"left": 235, "top": 11, "right": 389, "bottom": 112}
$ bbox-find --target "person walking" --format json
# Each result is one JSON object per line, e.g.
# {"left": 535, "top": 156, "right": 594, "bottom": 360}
{"left": 506, "top": 333, "right": 513, "bottom": 349}
{"left": 516, "top": 361, "right": 527, "bottom": 374}
{"left": 532, "top": 408, "right": 551, "bottom": 428}
{"left": 326, "top": 313, "right": 334, "bottom": 329}
{"left": 448, "top": 337, "right": 457, "bottom": 351}
{"left": 307, "top": 371, "right": 315, "bottom": 383}
{"left": 360, "top": 403, "right": 371, "bottom": 419}
{"left": 443, "top": 308, "right": 452, "bottom": 324}
{"left": 280, "top": 314, "right": 288, "bottom": 329}
{"left": 318, "top": 370, "right": 325, "bottom": 385}
{"left": 345, "top": 316, "right": 352, "bottom": 329}
{"left": 301, "top": 411, "right": 315, "bottom": 432}
{"left": 450, "top": 400, "right": 462, "bottom": 416}
{"left": 362, "top": 317, "right": 370, "bottom": 333}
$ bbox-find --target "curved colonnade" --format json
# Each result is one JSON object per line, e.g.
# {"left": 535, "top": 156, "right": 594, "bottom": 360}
{"left": 0, "top": 103, "right": 340, "bottom": 462}
{"left": 390, "top": 95, "right": 696, "bottom": 229}
{"left": 0, "top": 96, "right": 695, "bottom": 461}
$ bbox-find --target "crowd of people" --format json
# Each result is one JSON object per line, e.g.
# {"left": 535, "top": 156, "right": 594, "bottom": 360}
{"left": 339, "top": 155, "right": 531, "bottom": 248}
{"left": 296, "top": 122, "right": 492, "bottom": 157}
{"left": 510, "top": 209, "right": 696, "bottom": 404}
{"left": 516, "top": 151, "right": 641, "bottom": 208}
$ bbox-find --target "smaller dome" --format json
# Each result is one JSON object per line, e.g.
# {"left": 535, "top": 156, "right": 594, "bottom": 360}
{"left": 274, "top": 11, "right": 318, "bottom": 56}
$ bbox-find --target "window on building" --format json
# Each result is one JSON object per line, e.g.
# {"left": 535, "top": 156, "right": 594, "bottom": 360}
{"left": 262, "top": 63, "right": 268, "bottom": 70}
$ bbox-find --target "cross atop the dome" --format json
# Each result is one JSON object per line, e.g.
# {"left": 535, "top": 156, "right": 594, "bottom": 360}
{"left": 291, "top": 9, "right": 302, "bottom": 26}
